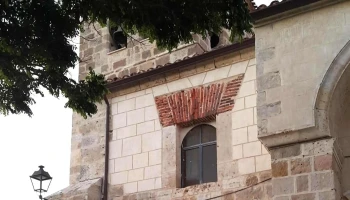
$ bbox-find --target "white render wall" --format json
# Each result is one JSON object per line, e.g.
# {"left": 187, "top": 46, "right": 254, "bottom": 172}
{"left": 231, "top": 58, "right": 271, "bottom": 176}
{"left": 108, "top": 57, "right": 271, "bottom": 194}
{"left": 109, "top": 89, "right": 162, "bottom": 193}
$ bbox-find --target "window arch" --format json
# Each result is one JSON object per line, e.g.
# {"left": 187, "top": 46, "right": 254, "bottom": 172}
{"left": 181, "top": 124, "right": 217, "bottom": 187}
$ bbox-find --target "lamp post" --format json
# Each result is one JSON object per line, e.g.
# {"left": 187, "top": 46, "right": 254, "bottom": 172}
{"left": 30, "top": 166, "right": 53, "bottom": 200}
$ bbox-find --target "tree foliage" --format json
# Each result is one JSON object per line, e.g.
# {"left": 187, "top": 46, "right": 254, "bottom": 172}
{"left": 0, "top": 0, "right": 252, "bottom": 118}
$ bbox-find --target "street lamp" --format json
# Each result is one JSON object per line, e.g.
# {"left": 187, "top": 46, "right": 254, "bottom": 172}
{"left": 30, "top": 166, "right": 53, "bottom": 200}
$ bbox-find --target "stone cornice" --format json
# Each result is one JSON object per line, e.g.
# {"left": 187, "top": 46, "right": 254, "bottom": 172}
{"left": 253, "top": 0, "right": 346, "bottom": 27}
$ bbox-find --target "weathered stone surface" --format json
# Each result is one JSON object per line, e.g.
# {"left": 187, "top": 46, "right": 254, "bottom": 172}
{"left": 314, "top": 155, "right": 332, "bottom": 171}
{"left": 311, "top": 172, "right": 333, "bottom": 191}
{"left": 113, "top": 59, "right": 127, "bottom": 70}
{"left": 291, "top": 193, "right": 316, "bottom": 200}
{"left": 319, "top": 191, "right": 336, "bottom": 200}
{"left": 271, "top": 144, "right": 301, "bottom": 159}
{"left": 271, "top": 161, "right": 288, "bottom": 177}
{"left": 246, "top": 174, "right": 258, "bottom": 186}
{"left": 296, "top": 175, "right": 309, "bottom": 192}
{"left": 257, "top": 101, "right": 281, "bottom": 119}
{"left": 290, "top": 158, "right": 311, "bottom": 175}
{"left": 46, "top": 178, "right": 102, "bottom": 200}
{"left": 272, "top": 177, "right": 294, "bottom": 195}
{"left": 257, "top": 71, "right": 281, "bottom": 91}
{"left": 275, "top": 197, "right": 290, "bottom": 200}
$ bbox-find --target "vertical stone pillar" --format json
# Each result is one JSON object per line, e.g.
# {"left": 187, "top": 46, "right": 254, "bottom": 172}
{"left": 270, "top": 138, "right": 342, "bottom": 200}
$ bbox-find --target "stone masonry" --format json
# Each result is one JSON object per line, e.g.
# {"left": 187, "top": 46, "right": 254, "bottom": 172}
{"left": 107, "top": 50, "right": 272, "bottom": 199}
{"left": 48, "top": 1, "right": 350, "bottom": 199}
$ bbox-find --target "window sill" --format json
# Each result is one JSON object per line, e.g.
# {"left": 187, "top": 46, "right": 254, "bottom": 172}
{"left": 107, "top": 47, "right": 127, "bottom": 55}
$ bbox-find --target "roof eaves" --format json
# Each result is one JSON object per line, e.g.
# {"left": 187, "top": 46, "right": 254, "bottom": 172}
{"left": 250, "top": 0, "right": 323, "bottom": 21}
{"left": 106, "top": 38, "right": 255, "bottom": 92}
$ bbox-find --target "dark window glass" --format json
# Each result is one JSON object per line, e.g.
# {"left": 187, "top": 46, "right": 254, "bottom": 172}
{"left": 201, "top": 125, "right": 216, "bottom": 143}
{"left": 184, "top": 148, "right": 200, "bottom": 186}
{"left": 202, "top": 145, "right": 217, "bottom": 183}
{"left": 182, "top": 124, "right": 217, "bottom": 187}
{"left": 183, "top": 126, "right": 200, "bottom": 147}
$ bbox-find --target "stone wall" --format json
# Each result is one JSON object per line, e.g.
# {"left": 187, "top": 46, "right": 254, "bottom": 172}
{"left": 70, "top": 102, "right": 106, "bottom": 185}
{"left": 269, "top": 139, "right": 342, "bottom": 200}
{"left": 47, "top": 178, "right": 102, "bottom": 200}
{"left": 79, "top": 24, "right": 232, "bottom": 82}
{"left": 75, "top": 19, "right": 233, "bottom": 188}
{"left": 107, "top": 47, "right": 272, "bottom": 199}
{"left": 255, "top": 1, "right": 350, "bottom": 146}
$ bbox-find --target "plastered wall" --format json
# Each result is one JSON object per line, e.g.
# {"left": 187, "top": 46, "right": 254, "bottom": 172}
{"left": 255, "top": 1, "right": 350, "bottom": 142}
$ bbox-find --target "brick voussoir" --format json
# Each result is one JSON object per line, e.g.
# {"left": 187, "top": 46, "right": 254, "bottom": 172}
{"left": 155, "top": 75, "right": 244, "bottom": 127}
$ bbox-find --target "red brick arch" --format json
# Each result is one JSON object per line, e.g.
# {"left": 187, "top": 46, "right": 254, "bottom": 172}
{"left": 155, "top": 75, "right": 244, "bottom": 127}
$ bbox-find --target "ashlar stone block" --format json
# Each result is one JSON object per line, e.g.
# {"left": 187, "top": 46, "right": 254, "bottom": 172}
{"left": 245, "top": 94, "right": 257, "bottom": 108}
{"left": 238, "top": 157, "right": 255, "bottom": 175}
{"left": 149, "top": 149, "right": 162, "bottom": 166}
{"left": 127, "top": 108, "right": 145, "bottom": 125}
{"left": 110, "top": 140, "right": 122, "bottom": 159}
{"left": 233, "top": 98, "right": 245, "bottom": 111}
{"left": 122, "top": 136, "right": 141, "bottom": 156}
{"left": 115, "top": 156, "right": 133, "bottom": 172}
{"left": 137, "top": 121, "right": 155, "bottom": 135}
{"left": 203, "top": 65, "right": 231, "bottom": 84}
{"left": 188, "top": 73, "right": 206, "bottom": 86}
{"left": 167, "top": 78, "right": 192, "bottom": 92}
{"left": 123, "top": 182, "right": 138, "bottom": 194}
{"left": 142, "top": 131, "right": 161, "bottom": 152}
{"left": 290, "top": 158, "right": 311, "bottom": 175}
{"left": 248, "top": 125, "right": 258, "bottom": 142}
{"left": 109, "top": 159, "right": 115, "bottom": 174}
{"left": 152, "top": 85, "right": 169, "bottom": 97}
{"left": 128, "top": 168, "right": 144, "bottom": 182}
{"left": 272, "top": 177, "right": 294, "bottom": 195}
{"left": 145, "top": 105, "right": 158, "bottom": 121}
{"left": 118, "top": 98, "right": 136, "bottom": 113}
{"left": 138, "top": 179, "right": 155, "bottom": 192}
{"left": 116, "top": 125, "right": 136, "bottom": 139}
{"left": 296, "top": 175, "right": 309, "bottom": 192}
{"left": 243, "top": 141, "right": 262, "bottom": 157}
{"left": 256, "top": 154, "right": 271, "bottom": 172}
{"left": 111, "top": 171, "right": 128, "bottom": 185}
{"left": 155, "top": 178, "right": 162, "bottom": 189}
{"left": 232, "top": 145, "right": 243, "bottom": 160}
{"left": 126, "top": 90, "right": 146, "bottom": 99}
{"left": 311, "top": 172, "right": 333, "bottom": 191}
{"left": 272, "top": 161, "right": 288, "bottom": 178}
{"left": 136, "top": 94, "right": 155, "bottom": 109}
{"left": 232, "top": 108, "right": 254, "bottom": 129}
{"left": 133, "top": 152, "right": 148, "bottom": 169}
{"left": 111, "top": 103, "right": 118, "bottom": 115}
{"left": 144, "top": 164, "right": 161, "bottom": 179}
{"left": 244, "top": 65, "right": 257, "bottom": 82}
{"left": 228, "top": 60, "right": 248, "bottom": 77}
{"left": 232, "top": 127, "right": 248, "bottom": 145}
{"left": 291, "top": 193, "right": 315, "bottom": 200}
{"left": 237, "top": 80, "right": 255, "bottom": 98}
{"left": 113, "top": 113, "right": 127, "bottom": 129}
{"left": 112, "top": 95, "right": 126, "bottom": 104}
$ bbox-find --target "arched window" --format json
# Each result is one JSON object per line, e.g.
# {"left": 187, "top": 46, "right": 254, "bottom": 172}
{"left": 181, "top": 124, "right": 217, "bottom": 187}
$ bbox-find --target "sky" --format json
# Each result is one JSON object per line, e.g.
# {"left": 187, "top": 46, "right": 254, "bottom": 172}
{"left": 0, "top": 1, "right": 272, "bottom": 199}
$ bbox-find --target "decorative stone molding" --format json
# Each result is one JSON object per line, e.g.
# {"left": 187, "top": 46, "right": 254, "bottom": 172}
{"left": 155, "top": 75, "right": 244, "bottom": 127}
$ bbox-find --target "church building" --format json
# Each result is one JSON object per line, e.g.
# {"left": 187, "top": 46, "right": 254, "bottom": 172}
{"left": 48, "top": 0, "right": 350, "bottom": 199}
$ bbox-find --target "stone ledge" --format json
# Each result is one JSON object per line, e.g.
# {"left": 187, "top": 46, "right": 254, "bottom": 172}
{"left": 46, "top": 178, "right": 102, "bottom": 200}
{"left": 254, "top": 0, "right": 346, "bottom": 27}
